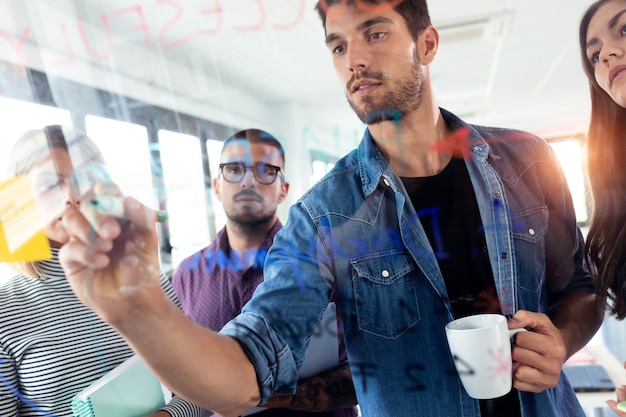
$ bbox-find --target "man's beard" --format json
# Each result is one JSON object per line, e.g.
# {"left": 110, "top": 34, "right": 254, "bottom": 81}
{"left": 346, "top": 52, "right": 424, "bottom": 125}
{"left": 226, "top": 189, "right": 274, "bottom": 228}
{"left": 226, "top": 209, "right": 275, "bottom": 229}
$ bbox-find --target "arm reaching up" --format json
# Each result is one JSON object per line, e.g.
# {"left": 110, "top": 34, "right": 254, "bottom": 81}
{"left": 59, "top": 195, "right": 260, "bottom": 416}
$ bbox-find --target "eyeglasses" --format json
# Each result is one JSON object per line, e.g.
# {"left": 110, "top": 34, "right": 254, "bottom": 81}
{"left": 218, "top": 162, "right": 283, "bottom": 185}
{"left": 32, "top": 162, "right": 112, "bottom": 195}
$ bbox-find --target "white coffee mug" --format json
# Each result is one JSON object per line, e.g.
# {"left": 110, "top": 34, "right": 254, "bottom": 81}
{"left": 445, "top": 313, "right": 527, "bottom": 399}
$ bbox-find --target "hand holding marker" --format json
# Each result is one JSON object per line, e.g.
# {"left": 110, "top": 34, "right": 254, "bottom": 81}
{"left": 88, "top": 195, "right": 168, "bottom": 223}
{"left": 69, "top": 162, "right": 167, "bottom": 223}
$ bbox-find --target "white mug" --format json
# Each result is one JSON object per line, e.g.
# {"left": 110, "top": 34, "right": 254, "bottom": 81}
{"left": 445, "top": 313, "right": 527, "bottom": 399}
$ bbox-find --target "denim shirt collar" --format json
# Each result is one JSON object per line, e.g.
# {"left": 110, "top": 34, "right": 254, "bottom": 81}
{"left": 356, "top": 108, "right": 492, "bottom": 198}
{"left": 442, "top": 107, "right": 491, "bottom": 161}
{"left": 356, "top": 128, "right": 389, "bottom": 197}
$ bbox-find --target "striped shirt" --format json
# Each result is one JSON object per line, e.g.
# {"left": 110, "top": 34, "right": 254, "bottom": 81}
{"left": 0, "top": 248, "right": 205, "bottom": 416}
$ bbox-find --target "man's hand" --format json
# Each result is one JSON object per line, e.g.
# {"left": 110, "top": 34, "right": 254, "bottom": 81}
{"left": 262, "top": 362, "right": 357, "bottom": 412}
{"left": 59, "top": 195, "right": 162, "bottom": 324}
{"left": 508, "top": 310, "right": 567, "bottom": 393}
{"left": 263, "top": 393, "right": 293, "bottom": 408}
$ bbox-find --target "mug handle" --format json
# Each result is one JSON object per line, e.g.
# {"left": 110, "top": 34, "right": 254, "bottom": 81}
{"left": 508, "top": 327, "right": 527, "bottom": 341}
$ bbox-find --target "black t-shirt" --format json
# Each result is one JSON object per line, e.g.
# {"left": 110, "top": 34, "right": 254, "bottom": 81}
{"left": 401, "top": 157, "right": 521, "bottom": 417}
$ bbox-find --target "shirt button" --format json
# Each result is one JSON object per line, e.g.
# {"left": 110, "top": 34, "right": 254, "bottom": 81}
{"left": 500, "top": 252, "right": 509, "bottom": 259}
{"left": 493, "top": 191, "right": 501, "bottom": 199}
{"left": 529, "top": 228, "right": 536, "bottom": 236}
{"left": 382, "top": 270, "right": 390, "bottom": 278}
{"left": 383, "top": 178, "right": 390, "bottom": 187}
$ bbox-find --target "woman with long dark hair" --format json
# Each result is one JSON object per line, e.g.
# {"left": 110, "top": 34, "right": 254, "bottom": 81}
{"left": 580, "top": 1, "right": 626, "bottom": 414}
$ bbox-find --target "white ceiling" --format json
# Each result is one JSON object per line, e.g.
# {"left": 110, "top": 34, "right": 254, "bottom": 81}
{"left": 3, "top": 0, "right": 596, "bottom": 139}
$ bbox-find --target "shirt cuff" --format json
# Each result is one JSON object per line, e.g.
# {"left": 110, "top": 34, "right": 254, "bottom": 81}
{"left": 160, "top": 394, "right": 213, "bottom": 417}
{"left": 220, "top": 312, "right": 299, "bottom": 404}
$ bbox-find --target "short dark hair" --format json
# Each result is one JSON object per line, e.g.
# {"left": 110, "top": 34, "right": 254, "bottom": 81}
{"left": 222, "top": 129, "right": 286, "bottom": 167}
{"left": 314, "top": 0, "right": 431, "bottom": 39}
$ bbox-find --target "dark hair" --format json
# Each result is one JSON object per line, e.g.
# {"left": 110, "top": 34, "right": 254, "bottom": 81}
{"left": 222, "top": 128, "right": 286, "bottom": 168}
{"left": 314, "top": 0, "right": 431, "bottom": 39}
{"left": 579, "top": 0, "right": 626, "bottom": 319}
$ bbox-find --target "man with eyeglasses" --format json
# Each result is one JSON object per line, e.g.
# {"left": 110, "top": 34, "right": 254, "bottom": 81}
{"left": 168, "top": 128, "right": 358, "bottom": 417}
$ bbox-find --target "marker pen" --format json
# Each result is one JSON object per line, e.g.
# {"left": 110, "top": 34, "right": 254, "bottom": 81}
{"left": 88, "top": 195, "right": 168, "bottom": 223}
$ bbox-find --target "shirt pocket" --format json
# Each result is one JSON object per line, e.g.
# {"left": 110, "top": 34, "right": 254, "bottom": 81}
{"left": 511, "top": 205, "right": 548, "bottom": 293}
{"left": 351, "top": 251, "right": 420, "bottom": 339}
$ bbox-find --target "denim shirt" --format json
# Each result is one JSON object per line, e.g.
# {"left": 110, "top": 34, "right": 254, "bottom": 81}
{"left": 221, "top": 109, "right": 593, "bottom": 417}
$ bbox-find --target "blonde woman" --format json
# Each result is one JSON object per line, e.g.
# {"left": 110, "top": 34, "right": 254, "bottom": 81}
{"left": 0, "top": 125, "right": 202, "bottom": 416}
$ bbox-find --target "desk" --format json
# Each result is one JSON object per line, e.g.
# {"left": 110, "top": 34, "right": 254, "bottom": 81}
{"left": 574, "top": 344, "right": 626, "bottom": 415}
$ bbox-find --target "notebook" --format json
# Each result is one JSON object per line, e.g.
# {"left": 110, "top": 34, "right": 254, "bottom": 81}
{"left": 562, "top": 364, "right": 615, "bottom": 392}
{"left": 71, "top": 355, "right": 166, "bottom": 417}
{"left": 242, "top": 302, "right": 340, "bottom": 416}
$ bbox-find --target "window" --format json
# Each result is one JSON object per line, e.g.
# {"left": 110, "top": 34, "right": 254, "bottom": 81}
{"left": 206, "top": 138, "right": 227, "bottom": 232}
{"left": 85, "top": 115, "right": 156, "bottom": 209}
{"left": 549, "top": 139, "right": 589, "bottom": 224}
{"left": 159, "top": 130, "right": 211, "bottom": 266}
{"left": 310, "top": 150, "right": 338, "bottom": 184}
{"left": 0, "top": 97, "right": 71, "bottom": 179}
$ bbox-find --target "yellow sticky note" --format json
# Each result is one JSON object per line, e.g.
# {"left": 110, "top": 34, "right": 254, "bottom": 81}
{"left": 0, "top": 223, "right": 51, "bottom": 262}
{"left": 0, "top": 176, "right": 51, "bottom": 262}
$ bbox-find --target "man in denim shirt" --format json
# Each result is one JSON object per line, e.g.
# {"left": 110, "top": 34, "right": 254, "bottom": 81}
{"left": 59, "top": 0, "right": 603, "bottom": 416}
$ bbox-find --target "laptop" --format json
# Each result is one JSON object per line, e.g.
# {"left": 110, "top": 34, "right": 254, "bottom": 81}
{"left": 562, "top": 364, "right": 615, "bottom": 392}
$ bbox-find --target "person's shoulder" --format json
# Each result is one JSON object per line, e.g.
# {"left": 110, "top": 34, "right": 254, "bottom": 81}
{"left": 442, "top": 108, "right": 550, "bottom": 155}
{"left": 0, "top": 274, "right": 48, "bottom": 322}
{"left": 0, "top": 273, "right": 39, "bottom": 298}
{"left": 471, "top": 123, "right": 544, "bottom": 145}
{"left": 171, "top": 234, "right": 226, "bottom": 284}
{"left": 470, "top": 123, "right": 552, "bottom": 157}
{"left": 178, "top": 233, "right": 223, "bottom": 264}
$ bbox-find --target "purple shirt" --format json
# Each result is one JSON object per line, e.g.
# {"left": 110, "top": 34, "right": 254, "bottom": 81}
{"left": 172, "top": 220, "right": 357, "bottom": 417}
